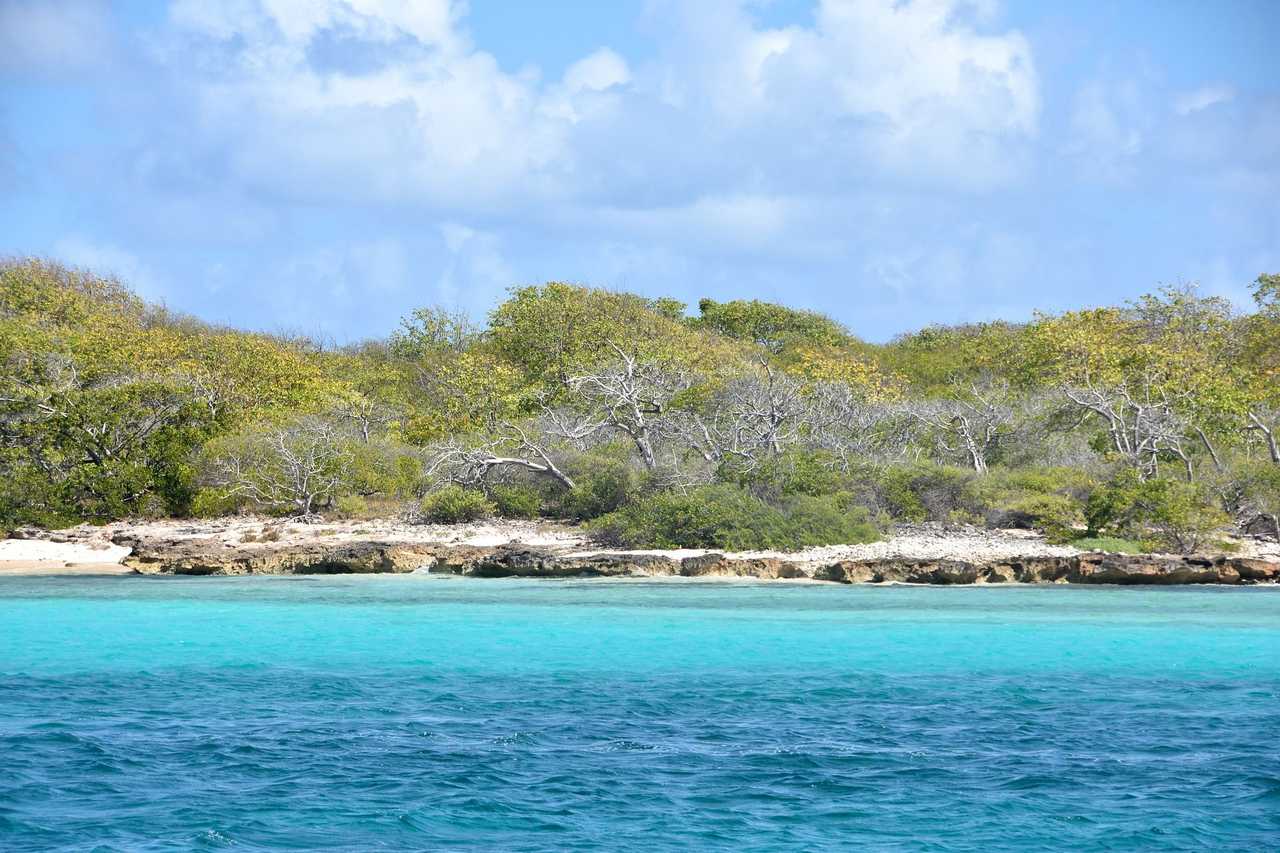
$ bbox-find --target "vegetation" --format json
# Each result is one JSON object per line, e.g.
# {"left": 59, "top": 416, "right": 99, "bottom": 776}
{"left": 3, "top": 257, "right": 1278, "bottom": 553}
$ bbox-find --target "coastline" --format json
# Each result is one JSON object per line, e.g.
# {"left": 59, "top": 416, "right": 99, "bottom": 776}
{"left": 3, "top": 517, "right": 1278, "bottom": 585}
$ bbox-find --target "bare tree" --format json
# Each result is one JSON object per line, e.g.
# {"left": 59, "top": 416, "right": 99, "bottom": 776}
{"left": 424, "top": 421, "right": 576, "bottom": 491}
{"left": 331, "top": 392, "right": 398, "bottom": 443}
{"left": 561, "top": 345, "right": 694, "bottom": 470}
{"left": 205, "top": 418, "right": 352, "bottom": 517}
{"left": 805, "top": 382, "right": 913, "bottom": 469}
{"left": 905, "top": 382, "right": 1017, "bottom": 474}
{"left": 1246, "top": 407, "right": 1280, "bottom": 464}
{"left": 1059, "top": 371, "right": 1195, "bottom": 480}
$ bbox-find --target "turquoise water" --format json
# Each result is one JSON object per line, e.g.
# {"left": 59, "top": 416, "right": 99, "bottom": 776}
{"left": 1, "top": 577, "right": 1278, "bottom": 851}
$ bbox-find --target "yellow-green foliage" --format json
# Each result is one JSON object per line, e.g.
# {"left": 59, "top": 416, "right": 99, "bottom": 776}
{"left": 420, "top": 485, "right": 495, "bottom": 523}
{"left": 4, "top": 255, "right": 1279, "bottom": 547}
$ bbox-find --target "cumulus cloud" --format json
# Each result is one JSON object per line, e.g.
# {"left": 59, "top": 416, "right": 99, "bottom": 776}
{"left": 144, "top": 0, "right": 1040, "bottom": 215}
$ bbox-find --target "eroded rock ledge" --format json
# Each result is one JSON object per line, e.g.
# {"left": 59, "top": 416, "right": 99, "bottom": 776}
{"left": 117, "top": 536, "right": 1280, "bottom": 585}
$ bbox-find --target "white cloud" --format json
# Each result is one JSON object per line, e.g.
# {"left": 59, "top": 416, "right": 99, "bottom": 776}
{"left": 0, "top": 0, "right": 110, "bottom": 76}
{"left": 1174, "top": 84, "right": 1235, "bottom": 116}
{"left": 1065, "top": 78, "right": 1148, "bottom": 183}
{"left": 434, "top": 223, "right": 515, "bottom": 313}
{"left": 143, "top": 0, "right": 1040, "bottom": 218}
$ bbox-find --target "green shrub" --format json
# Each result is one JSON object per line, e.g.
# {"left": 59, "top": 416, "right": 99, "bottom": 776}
{"left": 1222, "top": 461, "right": 1280, "bottom": 540}
{"left": 348, "top": 441, "right": 423, "bottom": 499}
{"left": 190, "top": 487, "right": 242, "bottom": 518}
{"left": 558, "top": 449, "right": 643, "bottom": 520}
{"left": 490, "top": 484, "right": 543, "bottom": 519}
{"left": 1085, "top": 472, "right": 1229, "bottom": 553}
{"left": 722, "top": 450, "right": 844, "bottom": 501}
{"left": 588, "top": 484, "right": 880, "bottom": 550}
{"left": 1068, "top": 536, "right": 1145, "bottom": 554}
{"left": 867, "top": 463, "right": 981, "bottom": 523}
{"left": 333, "top": 494, "right": 369, "bottom": 519}
{"left": 419, "top": 485, "right": 495, "bottom": 523}
{"left": 1002, "top": 494, "right": 1083, "bottom": 543}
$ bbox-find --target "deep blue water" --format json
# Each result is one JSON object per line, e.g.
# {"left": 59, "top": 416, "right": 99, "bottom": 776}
{"left": 1, "top": 576, "right": 1278, "bottom": 852}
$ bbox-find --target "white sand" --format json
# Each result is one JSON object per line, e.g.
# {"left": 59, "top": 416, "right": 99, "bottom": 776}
{"left": 0, "top": 538, "right": 131, "bottom": 564}
{"left": 4, "top": 516, "right": 1275, "bottom": 577}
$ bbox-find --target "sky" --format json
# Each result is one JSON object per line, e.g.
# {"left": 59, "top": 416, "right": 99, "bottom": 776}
{"left": 1, "top": 0, "right": 1277, "bottom": 343}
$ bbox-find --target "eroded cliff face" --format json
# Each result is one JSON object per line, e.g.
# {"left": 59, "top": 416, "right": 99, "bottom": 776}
{"left": 118, "top": 535, "right": 1280, "bottom": 585}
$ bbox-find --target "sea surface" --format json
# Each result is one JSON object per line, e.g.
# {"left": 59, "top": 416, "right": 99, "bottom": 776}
{"left": 1, "top": 576, "right": 1278, "bottom": 852}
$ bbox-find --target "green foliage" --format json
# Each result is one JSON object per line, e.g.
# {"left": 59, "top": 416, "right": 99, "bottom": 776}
{"left": 971, "top": 466, "right": 1094, "bottom": 540}
{"left": 189, "top": 487, "right": 241, "bottom": 518}
{"left": 695, "top": 298, "right": 850, "bottom": 353}
{"left": 554, "top": 445, "right": 645, "bottom": 520}
{"left": 489, "top": 282, "right": 710, "bottom": 384}
{"left": 333, "top": 494, "right": 370, "bottom": 519}
{"left": 722, "top": 450, "right": 844, "bottom": 502}
{"left": 1069, "top": 536, "right": 1145, "bottom": 554}
{"left": 419, "top": 485, "right": 495, "bottom": 524}
{"left": 865, "top": 463, "right": 983, "bottom": 524}
{"left": 1085, "top": 472, "right": 1229, "bottom": 554}
{"left": 490, "top": 484, "right": 543, "bottom": 519}
{"left": 347, "top": 441, "right": 422, "bottom": 498}
{"left": 589, "top": 484, "right": 880, "bottom": 550}
{"left": 6, "top": 255, "right": 1279, "bottom": 561}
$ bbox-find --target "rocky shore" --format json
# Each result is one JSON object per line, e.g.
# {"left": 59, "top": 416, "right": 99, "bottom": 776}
{"left": 4, "top": 517, "right": 1272, "bottom": 585}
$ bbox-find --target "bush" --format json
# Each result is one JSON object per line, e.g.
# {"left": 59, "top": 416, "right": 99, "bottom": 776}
{"left": 1068, "top": 536, "right": 1144, "bottom": 554}
{"left": 1003, "top": 494, "right": 1082, "bottom": 543}
{"left": 588, "top": 484, "right": 880, "bottom": 550}
{"left": 1085, "top": 472, "right": 1228, "bottom": 553}
{"left": 419, "top": 485, "right": 495, "bottom": 524}
{"left": 333, "top": 494, "right": 369, "bottom": 519}
{"left": 722, "top": 449, "right": 844, "bottom": 501}
{"left": 348, "top": 441, "right": 423, "bottom": 499}
{"left": 490, "top": 484, "right": 543, "bottom": 519}
{"left": 556, "top": 446, "right": 644, "bottom": 520}
{"left": 866, "top": 463, "right": 981, "bottom": 524}
{"left": 190, "top": 487, "right": 242, "bottom": 518}
{"left": 1221, "top": 462, "right": 1280, "bottom": 541}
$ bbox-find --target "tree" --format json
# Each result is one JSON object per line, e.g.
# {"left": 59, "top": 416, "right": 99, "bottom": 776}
{"left": 1243, "top": 274, "right": 1280, "bottom": 464}
{"left": 559, "top": 345, "right": 698, "bottom": 470}
{"left": 694, "top": 298, "right": 850, "bottom": 353}
{"left": 202, "top": 418, "right": 354, "bottom": 517}
{"left": 906, "top": 381, "right": 1017, "bottom": 474}
{"left": 424, "top": 421, "right": 576, "bottom": 491}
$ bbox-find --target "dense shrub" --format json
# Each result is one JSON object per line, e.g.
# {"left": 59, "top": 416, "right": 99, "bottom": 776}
{"left": 864, "top": 464, "right": 982, "bottom": 524}
{"left": 1221, "top": 462, "right": 1280, "bottom": 541}
{"left": 556, "top": 445, "right": 645, "bottom": 520}
{"left": 490, "top": 484, "right": 543, "bottom": 519}
{"left": 333, "top": 494, "right": 369, "bottom": 519}
{"left": 347, "top": 441, "right": 423, "bottom": 499}
{"left": 973, "top": 467, "right": 1095, "bottom": 540}
{"left": 588, "top": 484, "right": 880, "bottom": 550}
{"left": 1085, "top": 472, "right": 1228, "bottom": 553}
{"left": 419, "top": 485, "right": 495, "bottom": 523}
{"left": 722, "top": 450, "right": 844, "bottom": 501}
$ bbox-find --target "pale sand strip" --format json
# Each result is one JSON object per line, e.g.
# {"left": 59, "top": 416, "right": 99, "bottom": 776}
{"left": 0, "top": 561, "right": 135, "bottom": 576}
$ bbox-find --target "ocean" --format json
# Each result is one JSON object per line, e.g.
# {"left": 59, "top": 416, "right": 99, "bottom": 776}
{"left": 1, "top": 575, "right": 1277, "bottom": 851}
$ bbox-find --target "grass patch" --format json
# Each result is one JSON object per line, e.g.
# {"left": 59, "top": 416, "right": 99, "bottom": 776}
{"left": 1069, "top": 536, "right": 1144, "bottom": 554}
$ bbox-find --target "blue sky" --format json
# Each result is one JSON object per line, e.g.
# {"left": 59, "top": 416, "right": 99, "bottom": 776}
{"left": 1, "top": 0, "right": 1277, "bottom": 342}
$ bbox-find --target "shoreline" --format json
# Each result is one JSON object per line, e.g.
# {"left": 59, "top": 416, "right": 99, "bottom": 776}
{"left": 3, "top": 517, "right": 1278, "bottom": 585}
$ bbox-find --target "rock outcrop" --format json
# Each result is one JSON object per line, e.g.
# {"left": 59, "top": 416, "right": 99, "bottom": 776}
{"left": 817, "top": 553, "right": 1280, "bottom": 585}
{"left": 120, "top": 535, "right": 439, "bottom": 576}
{"left": 115, "top": 531, "right": 1280, "bottom": 584}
